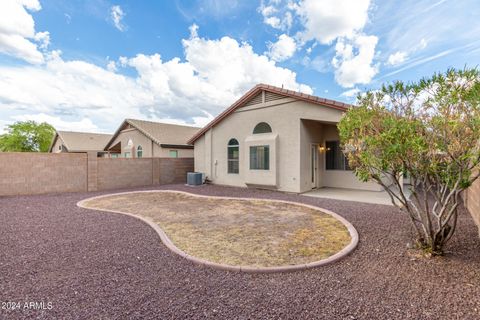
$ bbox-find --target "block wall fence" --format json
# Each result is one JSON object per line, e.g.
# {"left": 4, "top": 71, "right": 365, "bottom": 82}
{"left": 464, "top": 177, "right": 480, "bottom": 234}
{"left": 0, "top": 152, "right": 193, "bottom": 196}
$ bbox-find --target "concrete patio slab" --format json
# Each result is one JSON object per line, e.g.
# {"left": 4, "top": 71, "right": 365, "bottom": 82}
{"left": 303, "top": 186, "right": 412, "bottom": 206}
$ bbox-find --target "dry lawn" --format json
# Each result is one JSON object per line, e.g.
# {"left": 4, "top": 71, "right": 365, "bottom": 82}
{"left": 82, "top": 192, "right": 351, "bottom": 267}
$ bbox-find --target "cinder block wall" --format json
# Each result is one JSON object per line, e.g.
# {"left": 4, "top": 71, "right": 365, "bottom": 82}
{"left": 158, "top": 158, "right": 195, "bottom": 185}
{"left": 0, "top": 153, "right": 194, "bottom": 196}
{"left": 97, "top": 158, "right": 154, "bottom": 191}
{"left": 465, "top": 177, "right": 480, "bottom": 235}
{"left": 0, "top": 152, "right": 88, "bottom": 196}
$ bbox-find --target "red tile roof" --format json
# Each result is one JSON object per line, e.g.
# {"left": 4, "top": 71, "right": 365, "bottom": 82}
{"left": 187, "top": 83, "right": 352, "bottom": 144}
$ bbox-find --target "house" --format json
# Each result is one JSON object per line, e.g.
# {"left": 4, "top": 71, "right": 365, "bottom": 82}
{"left": 104, "top": 119, "right": 200, "bottom": 158}
{"left": 188, "top": 84, "right": 383, "bottom": 193}
{"left": 49, "top": 131, "right": 112, "bottom": 156}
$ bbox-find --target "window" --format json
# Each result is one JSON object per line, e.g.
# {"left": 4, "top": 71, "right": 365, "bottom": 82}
{"left": 227, "top": 138, "right": 239, "bottom": 174}
{"left": 124, "top": 152, "right": 131, "bottom": 158}
{"left": 136, "top": 145, "right": 143, "bottom": 158}
{"left": 58, "top": 145, "right": 62, "bottom": 151}
{"left": 325, "top": 141, "right": 350, "bottom": 170}
{"left": 253, "top": 122, "right": 272, "bottom": 134}
{"left": 250, "top": 145, "right": 270, "bottom": 170}
{"left": 111, "top": 154, "right": 118, "bottom": 158}
{"left": 169, "top": 150, "right": 178, "bottom": 158}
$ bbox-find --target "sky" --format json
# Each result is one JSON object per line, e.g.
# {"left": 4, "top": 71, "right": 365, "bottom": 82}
{"left": 0, "top": 0, "right": 479, "bottom": 133}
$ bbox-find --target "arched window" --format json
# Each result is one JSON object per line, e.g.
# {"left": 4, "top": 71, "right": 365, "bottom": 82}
{"left": 253, "top": 122, "right": 272, "bottom": 134}
{"left": 227, "top": 138, "right": 239, "bottom": 174}
{"left": 136, "top": 145, "right": 143, "bottom": 158}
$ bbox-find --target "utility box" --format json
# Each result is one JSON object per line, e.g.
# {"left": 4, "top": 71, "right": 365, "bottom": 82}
{"left": 187, "top": 172, "right": 203, "bottom": 186}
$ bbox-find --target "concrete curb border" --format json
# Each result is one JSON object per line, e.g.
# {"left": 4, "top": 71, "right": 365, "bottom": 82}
{"left": 77, "top": 190, "right": 359, "bottom": 273}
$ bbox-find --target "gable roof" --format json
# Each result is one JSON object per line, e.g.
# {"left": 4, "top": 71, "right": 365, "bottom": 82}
{"left": 187, "top": 83, "right": 352, "bottom": 144}
{"left": 105, "top": 119, "right": 201, "bottom": 150}
{"left": 49, "top": 131, "right": 112, "bottom": 152}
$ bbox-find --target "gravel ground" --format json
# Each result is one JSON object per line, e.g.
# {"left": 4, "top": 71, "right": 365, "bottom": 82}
{"left": 1, "top": 184, "right": 479, "bottom": 320}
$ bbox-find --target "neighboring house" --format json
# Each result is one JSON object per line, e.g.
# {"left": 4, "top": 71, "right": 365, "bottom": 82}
{"left": 188, "top": 84, "right": 383, "bottom": 193}
{"left": 49, "top": 131, "right": 112, "bottom": 155}
{"left": 104, "top": 119, "right": 200, "bottom": 158}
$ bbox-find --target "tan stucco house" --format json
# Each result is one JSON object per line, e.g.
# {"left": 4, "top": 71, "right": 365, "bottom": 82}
{"left": 104, "top": 119, "right": 200, "bottom": 158}
{"left": 49, "top": 131, "right": 112, "bottom": 155}
{"left": 188, "top": 84, "right": 383, "bottom": 193}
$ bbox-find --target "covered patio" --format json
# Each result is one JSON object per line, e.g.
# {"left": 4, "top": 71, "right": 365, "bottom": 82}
{"left": 303, "top": 186, "right": 411, "bottom": 206}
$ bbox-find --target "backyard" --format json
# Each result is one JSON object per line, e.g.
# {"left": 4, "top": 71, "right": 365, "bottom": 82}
{"left": 1, "top": 184, "right": 479, "bottom": 319}
{"left": 78, "top": 191, "right": 355, "bottom": 269}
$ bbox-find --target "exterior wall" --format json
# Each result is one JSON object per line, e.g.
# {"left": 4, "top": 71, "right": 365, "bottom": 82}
{"left": 107, "top": 127, "right": 194, "bottom": 158}
{"left": 464, "top": 176, "right": 480, "bottom": 234}
{"left": 244, "top": 133, "right": 278, "bottom": 187}
{"left": 108, "top": 128, "right": 154, "bottom": 157}
{"left": 195, "top": 98, "right": 303, "bottom": 191}
{"left": 194, "top": 135, "right": 206, "bottom": 174}
{"left": 158, "top": 158, "right": 195, "bottom": 184}
{"left": 194, "top": 97, "right": 343, "bottom": 192}
{"left": 0, "top": 152, "right": 194, "bottom": 196}
{"left": 51, "top": 136, "right": 65, "bottom": 153}
{"left": 153, "top": 143, "right": 194, "bottom": 158}
{"left": 317, "top": 124, "right": 382, "bottom": 192}
{"left": 0, "top": 152, "right": 87, "bottom": 196}
{"left": 94, "top": 157, "right": 194, "bottom": 190}
{"left": 299, "top": 120, "right": 323, "bottom": 192}
{"left": 194, "top": 96, "right": 382, "bottom": 193}
{"left": 97, "top": 158, "right": 154, "bottom": 190}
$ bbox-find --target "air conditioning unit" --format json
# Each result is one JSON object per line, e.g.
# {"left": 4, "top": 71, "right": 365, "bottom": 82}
{"left": 187, "top": 172, "right": 203, "bottom": 186}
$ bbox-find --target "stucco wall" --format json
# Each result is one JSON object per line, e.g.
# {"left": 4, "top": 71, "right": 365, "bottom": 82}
{"left": 51, "top": 136, "right": 65, "bottom": 153}
{"left": 195, "top": 97, "right": 307, "bottom": 191}
{"left": 107, "top": 128, "right": 194, "bottom": 158}
{"left": 299, "top": 120, "right": 323, "bottom": 192}
{"left": 0, "top": 152, "right": 87, "bottom": 196}
{"left": 0, "top": 153, "right": 194, "bottom": 196}
{"left": 465, "top": 177, "right": 480, "bottom": 234}
{"left": 194, "top": 95, "right": 381, "bottom": 193}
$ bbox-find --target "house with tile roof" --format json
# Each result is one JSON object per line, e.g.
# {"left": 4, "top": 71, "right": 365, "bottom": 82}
{"left": 49, "top": 131, "right": 112, "bottom": 155}
{"left": 104, "top": 119, "right": 200, "bottom": 158}
{"left": 189, "top": 83, "right": 383, "bottom": 193}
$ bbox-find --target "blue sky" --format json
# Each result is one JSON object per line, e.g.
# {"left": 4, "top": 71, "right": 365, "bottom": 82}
{"left": 0, "top": 0, "right": 479, "bottom": 133}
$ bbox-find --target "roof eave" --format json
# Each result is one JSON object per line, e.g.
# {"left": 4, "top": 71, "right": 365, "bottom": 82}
{"left": 187, "top": 84, "right": 351, "bottom": 144}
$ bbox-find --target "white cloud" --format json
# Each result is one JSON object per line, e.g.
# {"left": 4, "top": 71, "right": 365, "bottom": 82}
{"left": 259, "top": 0, "right": 377, "bottom": 88}
{"left": 295, "top": 0, "right": 371, "bottom": 44}
{"left": 386, "top": 51, "right": 407, "bottom": 66}
{"left": 64, "top": 13, "right": 71, "bottom": 24}
{"left": 259, "top": 1, "right": 293, "bottom": 31}
{"left": 13, "top": 113, "right": 99, "bottom": 132}
{"left": 341, "top": 87, "right": 360, "bottom": 98}
{"left": 106, "top": 60, "right": 117, "bottom": 72}
{"left": 385, "top": 38, "right": 428, "bottom": 67}
{"left": 34, "top": 31, "right": 50, "bottom": 49}
{"left": 264, "top": 16, "right": 281, "bottom": 29}
{"left": 267, "top": 34, "right": 297, "bottom": 62}
{"left": 0, "top": 0, "right": 47, "bottom": 64}
{"left": 0, "top": 25, "right": 311, "bottom": 132}
{"left": 260, "top": 4, "right": 277, "bottom": 16}
{"left": 110, "top": 5, "right": 126, "bottom": 32}
{"left": 332, "top": 34, "right": 378, "bottom": 88}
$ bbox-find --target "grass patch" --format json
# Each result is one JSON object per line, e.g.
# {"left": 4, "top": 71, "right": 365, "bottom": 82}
{"left": 82, "top": 192, "right": 351, "bottom": 267}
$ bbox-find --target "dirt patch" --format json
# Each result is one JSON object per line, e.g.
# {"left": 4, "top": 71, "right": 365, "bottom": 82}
{"left": 81, "top": 191, "right": 351, "bottom": 267}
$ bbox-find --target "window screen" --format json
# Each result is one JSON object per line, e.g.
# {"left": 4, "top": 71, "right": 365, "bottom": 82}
{"left": 227, "top": 139, "right": 239, "bottom": 174}
{"left": 325, "top": 141, "right": 350, "bottom": 170}
{"left": 250, "top": 145, "right": 270, "bottom": 170}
